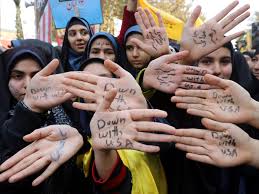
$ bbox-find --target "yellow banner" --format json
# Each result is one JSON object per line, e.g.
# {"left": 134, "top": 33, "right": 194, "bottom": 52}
{"left": 138, "top": 0, "right": 203, "bottom": 41}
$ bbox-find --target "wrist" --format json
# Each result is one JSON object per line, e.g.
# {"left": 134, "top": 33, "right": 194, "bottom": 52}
{"left": 126, "top": 0, "right": 137, "bottom": 12}
{"left": 248, "top": 99, "right": 259, "bottom": 129}
{"left": 22, "top": 97, "right": 44, "bottom": 113}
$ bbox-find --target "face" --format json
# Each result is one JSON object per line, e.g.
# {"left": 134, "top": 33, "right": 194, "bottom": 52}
{"left": 243, "top": 54, "right": 254, "bottom": 70}
{"left": 68, "top": 24, "right": 90, "bottom": 53}
{"left": 252, "top": 54, "right": 259, "bottom": 80}
{"left": 198, "top": 47, "right": 232, "bottom": 80}
{"left": 126, "top": 34, "right": 151, "bottom": 70}
{"left": 8, "top": 58, "right": 42, "bottom": 101}
{"left": 89, "top": 38, "right": 116, "bottom": 61}
{"left": 83, "top": 62, "right": 113, "bottom": 78}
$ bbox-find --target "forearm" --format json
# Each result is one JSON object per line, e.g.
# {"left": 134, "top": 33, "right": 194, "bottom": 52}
{"left": 93, "top": 149, "right": 118, "bottom": 180}
{"left": 248, "top": 138, "right": 259, "bottom": 169}
{"left": 127, "top": 0, "right": 137, "bottom": 11}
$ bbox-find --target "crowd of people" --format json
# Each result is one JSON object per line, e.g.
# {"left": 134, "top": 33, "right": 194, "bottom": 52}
{"left": 0, "top": 0, "right": 259, "bottom": 193}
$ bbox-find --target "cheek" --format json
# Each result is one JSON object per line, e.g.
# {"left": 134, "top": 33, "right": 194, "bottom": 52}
{"left": 8, "top": 80, "right": 23, "bottom": 100}
{"left": 83, "top": 35, "right": 90, "bottom": 42}
{"left": 222, "top": 65, "right": 232, "bottom": 79}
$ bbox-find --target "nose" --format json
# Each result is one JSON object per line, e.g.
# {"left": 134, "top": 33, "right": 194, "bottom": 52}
{"left": 132, "top": 47, "right": 139, "bottom": 57}
{"left": 76, "top": 32, "right": 83, "bottom": 40}
{"left": 24, "top": 76, "right": 32, "bottom": 90}
{"left": 254, "top": 61, "right": 259, "bottom": 70}
{"left": 212, "top": 63, "right": 221, "bottom": 76}
{"left": 98, "top": 51, "right": 106, "bottom": 60}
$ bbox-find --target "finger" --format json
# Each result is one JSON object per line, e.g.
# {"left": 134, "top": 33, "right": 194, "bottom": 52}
{"left": 182, "top": 75, "right": 205, "bottom": 83}
{"left": 175, "top": 143, "right": 207, "bottom": 155}
{"left": 220, "top": 4, "right": 250, "bottom": 28}
{"left": 104, "top": 59, "right": 129, "bottom": 78}
{"left": 204, "top": 74, "right": 230, "bottom": 89}
{"left": 139, "top": 8, "right": 151, "bottom": 29}
{"left": 130, "top": 38, "right": 149, "bottom": 53}
{"left": 8, "top": 157, "right": 51, "bottom": 184}
{"left": 173, "top": 128, "right": 206, "bottom": 139}
{"left": 175, "top": 103, "right": 189, "bottom": 110}
{"left": 171, "top": 96, "right": 204, "bottom": 105}
{"left": 73, "top": 102, "right": 97, "bottom": 112}
{"left": 63, "top": 72, "right": 98, "bottom": 84}
{"left": 134, "top": 121, "right": 175, "bottom": 134}
{"left": 183, "top": 66, "right": 211, "bottom": 75}
{"left": 171, "top": 135, "right": 205, "bottom": 147}
{"left": 63, "top": 78, "right": 97, "bottom": 92}
{"left": 163, "top": 51, "right": 189, "bottom": 64}
{"left": 134, "top": 132, "right": 175, "bottom": 143}
{"left": 156, "top": 11, "right": 165, "bottom": 28}
{"left": 132, "top": 141, "right": 160, "bottom": 153}
{"left": 0, "top": 146, "right": 37, "bottom": 172}
{"left": 186, "top": 5, "right": 201, "bottom": 27}
{"left": 187, "top": 108, "right": 214, "bottom": 118}
{"left": 37, "top": 59, "right": 59, "bottom": 76}
{"left": 179, "top": 82, "right": 212, "bottom": 90}
{"left": 32, "top": 163, "right": 59, "bottom": 186}
{"left": 223, "top": 11, "right": 250, "bottom": 33}
{"left": 97, "top": 89, "right": 117, "bottom": 112}
{"left": 201, "top": 118, "right": 228, "bottom": 132}
{"left": 224, "top": 31, "right": 245, "bottom": 44}
{"left": 214, "top": 1, "right": 239, "bottom": 22}
{"left": 130, "top": 109, "right": 167, "bottom": 120}
{"left": 186, "top": 153, "right": 214, "bottom": 165}
{"left": 175, "top": 89, "right": 207, "bottom": 98}
{"left": 23, "top": 126, "right": 54, "bottom": 142}
{"left": 135, "top": 11, "right": 146, "bottom": 32}
{"left": 145, "top": 8, "right": 156, "bottom": 27}
{"left": 0, "top": 152, "right": 42, "bottom": 182}
{"left": 65, "top": 86, "right": 96, "bottom": 101}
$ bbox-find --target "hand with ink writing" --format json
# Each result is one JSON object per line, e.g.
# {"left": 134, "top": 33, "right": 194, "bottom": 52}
{"left": 131, "top": 7, "right": 170, "bottom": 58}
{"left": 170, "top": 118, "right": 256, "bottom": 168}
{"left": 90, "top": 89, "right": 176, "bottom": 153}
{"left": 142, "top": 51, "right": 212, "bottom": 93}
{"left": 171, "top": 74, "right": 259, "bottom": 127}
{"left": 180, "top": 1, "right": 250, "bottom": 64}
{"left": 0, "top": 125, "right": 83, "bottom": 186}
{"left": 65, "top": 60, "right": 148, "bottom": 111}
{"left": 23, "top": 59, "right": 73, "bottom": 113}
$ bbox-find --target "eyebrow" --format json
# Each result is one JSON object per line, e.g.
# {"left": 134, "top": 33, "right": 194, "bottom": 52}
{"left": 10, "top": 70, "right": 24, "bottom": 74}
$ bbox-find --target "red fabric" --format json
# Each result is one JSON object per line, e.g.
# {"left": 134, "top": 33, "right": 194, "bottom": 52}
{"left": 117, "top": 6, "right": 137, "bottom": 46}
{"left": 92, "top": 152, "right": 127, "bottom": 191}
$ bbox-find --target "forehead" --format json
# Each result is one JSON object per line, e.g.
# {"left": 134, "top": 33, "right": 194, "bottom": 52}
{"left": 126, "top": 33, "right": 143, "bottom": 44}
{"left": 12, "top": 58, "right": 41, "bottom": 71}
{"left": 68, "top": 24, "right": 87, "bottom": 31}
{"left": 205, "top": 47, "right": 231, "bottom": 58}
{"left": 91, "top": 38, "right": 112, "bottom": 47}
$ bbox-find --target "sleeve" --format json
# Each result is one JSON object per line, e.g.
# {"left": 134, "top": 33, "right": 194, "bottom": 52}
{"left": 92, "top": 152, "right": 132, "bottom": 194}
{"left": 117, "top": 6, "right": 137, "bottom": 46}
{"left": 0, "top": 101, "right": 47, "bottom": 163}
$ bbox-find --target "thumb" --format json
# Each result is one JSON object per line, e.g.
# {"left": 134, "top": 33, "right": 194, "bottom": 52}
{"left": 158, "top": 51, "right": 189, "bottom": 64}
{"left": 130, "top": 38, "right": 150, "bottom": 54}
{"left": 96, "top": 89, "right": 117, "bottom": 112}
{"left": 201, "top": 118, "right": 228, "bottom": 132}
{"left": 104, "top": 59, "right": 129, "bottom": 78}
{"left": 23, "top": 126, "right": 53, "bottom": 142}
{"left": 37, "top": 59, "right": 60, "bottom": 77}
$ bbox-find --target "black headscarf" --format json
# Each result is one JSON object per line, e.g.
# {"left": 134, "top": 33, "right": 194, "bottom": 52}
{"left": 81, "top": 31, "right": 125, "bottom": 67}
{"left": 61, "top": 17, "right": 93, "bottom": 72}
{"left": 0, "top": 46, "right": 49, "bottom": 125}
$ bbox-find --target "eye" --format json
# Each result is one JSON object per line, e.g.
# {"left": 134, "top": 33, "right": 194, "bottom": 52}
{"left": 80, "top": 29, "right": 89, "bottom": 36}
{"left": 220, "top": 58, "right": 231, "bottom": 66}
{"left": 126, "top": 45, "right": 134, "bottom": 51}
{"left": 68, "top": 31, "right": 76, "bottom": 37}
{"left": 10, "top": 73, "right": 23, "bottom": 80}
{"left": 90, "top": 49, "right": 99, "bottom": 54}
{"left": 200, "top": 59, "right": 212, "bottom": 65}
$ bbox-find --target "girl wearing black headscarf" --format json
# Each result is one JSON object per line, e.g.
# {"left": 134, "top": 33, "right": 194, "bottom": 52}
{"left": 0, "top": 46, "right": 86, "bottom": 194}
{"left": 61, "top": 17, "right": 93, "bottom": 72}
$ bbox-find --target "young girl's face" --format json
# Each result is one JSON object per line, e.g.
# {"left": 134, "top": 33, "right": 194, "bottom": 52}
{"left": 8, "top": 58, "right": 41, "bottom": 101}
{"left": 126, "top": 33, "right": 151, "bottom": 70}
{"left": 198, "top": 47, "right": 232, "bottom": 80}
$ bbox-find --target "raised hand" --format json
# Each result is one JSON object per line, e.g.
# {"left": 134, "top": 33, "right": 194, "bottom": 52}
{"left": 23, "top": 59, "right": 73, "bottom": 113}
{"left": 64, "top": 59, "right": 148, "bottom": 112}
{"left": 180, "top": 1, "right": 250, "bottom": 63}
{"left": 142, "top": 51, "right": 212, "bottom": 93}
{"left": 90, "top": 89, "right": 175, "bottom": 153}
{"left": 171, "top": 74, "right": 259, "bottom": 127}
{"left": 171, "top": 118, "right": 256, "bottom": 167}
{"left": 132, "top": 7, "right": 170, "bottom": 58}
{"left": 0, "top": 125, "right": 83, "bottom": 186}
